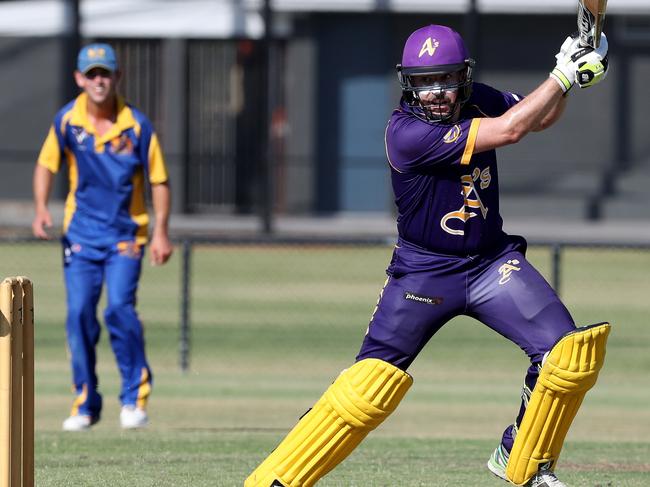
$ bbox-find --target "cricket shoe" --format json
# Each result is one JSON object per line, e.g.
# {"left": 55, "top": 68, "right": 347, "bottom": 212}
{"left": 526, "top": 471, "right": 567, "bottom": 487}
{"left": 487, "top": 443, "right": 567, "bottom": 487}
{"left": 120, "top": 405, "right": 148, "bottom": 429}
{"left": 486, "top": 443, "right": 509, "bottom": 481}
{"left": 62, "top": 414, "right": 98, "bottom": 431}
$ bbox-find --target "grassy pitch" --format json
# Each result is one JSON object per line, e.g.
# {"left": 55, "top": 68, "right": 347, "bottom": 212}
{"left": 1, "top": 242, "right": 648, "bottom": 486}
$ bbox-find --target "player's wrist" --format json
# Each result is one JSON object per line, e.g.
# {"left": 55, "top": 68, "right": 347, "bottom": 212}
{"left": 549, "top": 68, "right": 573, "bottom": 93}
{"left": 551, "top": 35, "right": 580, "bottom": 94}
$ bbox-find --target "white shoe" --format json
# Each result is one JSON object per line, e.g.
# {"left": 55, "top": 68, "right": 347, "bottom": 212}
{"left": 62, "top": 414, "right": 97, "bottom": 431}
{"left": 120, "top": 405, "right": 148, "bottom": 429}
{"left": 527, "top": 470, "right": 567, "bottom": 487}
{"left": 487, "top": 443, "right": 509, "bottom": 481}
{"left": 487, "top": 444, "right": 566, "bottom": 487}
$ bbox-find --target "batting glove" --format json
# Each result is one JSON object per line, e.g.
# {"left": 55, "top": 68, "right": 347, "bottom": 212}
{"left": 550, "top": 34, "right": 581, "bottom": 93}
{"left": 572, "top": 32, "right": 609, "bottom": 89}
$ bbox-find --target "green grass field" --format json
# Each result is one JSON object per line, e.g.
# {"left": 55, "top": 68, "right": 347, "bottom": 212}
{"left": 1, "top": 241, "right": 649, "bottom": 486}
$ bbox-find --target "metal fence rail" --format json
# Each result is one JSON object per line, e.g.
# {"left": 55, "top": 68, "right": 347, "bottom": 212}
{"left": 174, "top": 237, "right": 650, "bottom": 371}
{"left": 1, "top": 236, "right": 648, "bottom": 372}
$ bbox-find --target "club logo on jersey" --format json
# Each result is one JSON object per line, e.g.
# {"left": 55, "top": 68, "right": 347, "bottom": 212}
{"left": 418, "top": 37, "right": 440, "bottom": 58}
{"left": 117, "top": 241, "right": 143, "bottom": 259}
{"left": 443, "top": 125, "right": 462, "bottom": 144}
{"left": 71, "top": 127, "right": 89, "bottom": 146}
{"left": 404, "top": 291, "right": 443, "bottom": 306}
{"left": 110, "top": 133, "right": 134, "bottom": 156}
{"left": 440, "top": 166, "right": 491, "bottom": 236}
{"left": 498, "top": 259, "right": 521, "bottom": 285}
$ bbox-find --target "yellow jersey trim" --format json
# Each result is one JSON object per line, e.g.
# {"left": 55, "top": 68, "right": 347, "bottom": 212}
{"left": 129, "top": 168, "right": 150, "bottom": 244}
{"left": 147, "top": 134, "right": 168, "bottom": 184}
{"left": 37, "top": 126, "right": 62, "bottom": 173}
{"left": 69, "top": 93, "right": 137, "bottom": 148}
{"left": 461, "top": 118, "right": 481, "bottom": 165}
{"left": 62, "top": 150, "right": 78, "bottom": 234}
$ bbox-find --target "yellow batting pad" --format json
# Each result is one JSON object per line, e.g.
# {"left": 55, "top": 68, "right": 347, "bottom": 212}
{"left": 245, "top": 359, "right": 412, "bottom": 487}
{"left": 506, "top": 322, "right": 611, "bottom": 485}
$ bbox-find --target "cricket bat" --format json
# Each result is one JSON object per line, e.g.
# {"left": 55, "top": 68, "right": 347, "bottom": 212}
{"left": 577, "top": 0, "right": 608, "bottom": 48}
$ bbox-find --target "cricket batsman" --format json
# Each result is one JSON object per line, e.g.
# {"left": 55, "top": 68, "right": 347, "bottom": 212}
{"left": 246, "top": 24, "right": 611, "bottom": 487}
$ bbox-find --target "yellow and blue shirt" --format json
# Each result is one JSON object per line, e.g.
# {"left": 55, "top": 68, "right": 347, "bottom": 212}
{"left": 37, "top": 93, "right": 168, "bottom": 247}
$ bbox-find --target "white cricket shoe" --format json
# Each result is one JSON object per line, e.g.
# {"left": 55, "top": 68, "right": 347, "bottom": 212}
{"left": 526, "top": 471, "right": 567, "bottom": 487}
{"left": 62, "top": 414, "right": 97, "bottom": 431}
{"left": 487, "top": 443, "right": 509, "bottom": 481}
{"left": 487, "top": 444, "right": 567, "bottom": 487}
{"left": 120, "top": 405, "right": 148, "bottom": 429}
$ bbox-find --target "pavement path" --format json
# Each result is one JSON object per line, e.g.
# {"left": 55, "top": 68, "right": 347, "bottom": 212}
{"left": 2, "top": 200, "right": 649, "bottom": 245}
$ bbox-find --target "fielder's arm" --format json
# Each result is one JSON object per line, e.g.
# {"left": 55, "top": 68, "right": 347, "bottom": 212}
{"left": 149, "top": 182, "right": 173, "bottom": 266}
{"left": 32, "top": 163, "right": 56, "bottom": 239}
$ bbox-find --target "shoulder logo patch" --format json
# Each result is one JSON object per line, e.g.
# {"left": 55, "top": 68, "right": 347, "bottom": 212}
{"left": 443, "top": 124, "right": 462, "bottom": 144}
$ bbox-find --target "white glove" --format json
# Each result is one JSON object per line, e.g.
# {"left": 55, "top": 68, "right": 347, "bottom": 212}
{"left": 572, "top": 32, "right": 609, "bottom": 89}
{"left": 550, "top": 35, "right": 582, "bottom": 93}
{"left": 550, "top": 33, "right": 609, "bottom": 92}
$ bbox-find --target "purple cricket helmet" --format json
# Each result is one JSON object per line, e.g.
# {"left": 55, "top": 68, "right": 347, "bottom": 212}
{"left": 397, "top": 25, "right": 475, "bottom": 122}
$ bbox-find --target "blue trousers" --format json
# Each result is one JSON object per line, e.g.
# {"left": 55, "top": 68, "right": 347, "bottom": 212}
{"left": 62, "top": 238, "right": 152, "bottom": 418}
{"left": 356, "top": 236, "right": 575, "bottom": 451}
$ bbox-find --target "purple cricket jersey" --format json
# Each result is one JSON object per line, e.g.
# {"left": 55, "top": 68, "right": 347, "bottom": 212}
{"left": 386, "top": 82, "right": 522, "bottom": 255}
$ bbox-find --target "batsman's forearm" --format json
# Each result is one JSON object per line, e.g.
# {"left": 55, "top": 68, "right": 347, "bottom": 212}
{"left": 474, "top": 78, "right": 566, "bottom": 152}
{"left": 501, "top": 78, "right": 565, "bottom": 140}
{"left": 151, "top": 182, "right": 171, "bottom": 237}
{"left": 534, "top": 92, "right": 568, "bottom": 131}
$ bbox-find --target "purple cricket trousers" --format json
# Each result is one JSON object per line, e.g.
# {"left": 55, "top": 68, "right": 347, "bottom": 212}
{"left": 356, "top": 235, "right": 575, "bottom": 451}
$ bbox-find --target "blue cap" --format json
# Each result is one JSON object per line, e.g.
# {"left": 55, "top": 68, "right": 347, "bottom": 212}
{"left": 77, "top": 43, "right": 118, "bottom": 73}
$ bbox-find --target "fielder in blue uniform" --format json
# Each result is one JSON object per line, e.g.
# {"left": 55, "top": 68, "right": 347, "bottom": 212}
{"left": 247, "top": 25, "right": 612, "bottom": 487}
{"left": 32, "top": 43, "right": 173, "bottom": 431}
